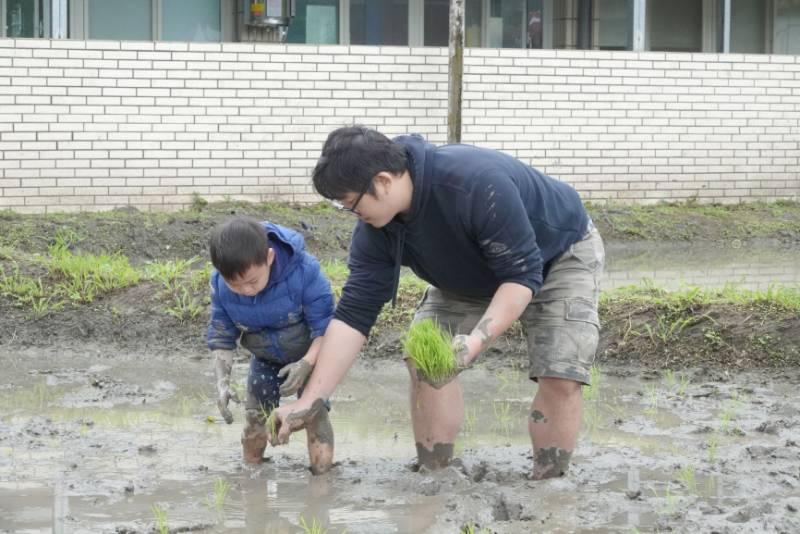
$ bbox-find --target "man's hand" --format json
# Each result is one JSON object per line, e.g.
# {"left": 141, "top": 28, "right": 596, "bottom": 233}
{"left": 417, "top": 333, "right": 482, "bottom": 389}
{"left": 267, "top": 398, "right": 327, "bottom": 446}
{"left": 212, "top": 349, "right": 240, "bottom": 424}
{"left": 277, "top": 358, "right": 314, "bottom": 397}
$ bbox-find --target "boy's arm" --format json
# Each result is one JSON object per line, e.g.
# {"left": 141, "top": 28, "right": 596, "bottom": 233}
{"left": 207, "top": 272, "right": 242, "bottom": 422}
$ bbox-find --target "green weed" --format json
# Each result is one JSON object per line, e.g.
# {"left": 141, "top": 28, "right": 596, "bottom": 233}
{"left": 404, "top": 319, "right": 456, "bottom": 383}
{"left": 144, "top": 257, "right": 200, "bottom": 292}
{"left": 48, "top": 237, "right": 139, "bottom": 303}
{"left": 165, "top": 286, "right": 204, "bottom": 323}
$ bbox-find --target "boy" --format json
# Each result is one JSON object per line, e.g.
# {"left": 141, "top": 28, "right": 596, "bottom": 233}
{"left": 207, "top": 216, "right": 335, "bottom": 474}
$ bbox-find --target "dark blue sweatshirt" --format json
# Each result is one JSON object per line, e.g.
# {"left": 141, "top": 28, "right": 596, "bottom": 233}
{"left": 335, "top": 134, "right": 590, "bottom": 337}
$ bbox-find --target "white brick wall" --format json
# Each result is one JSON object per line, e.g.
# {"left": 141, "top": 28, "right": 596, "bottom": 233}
{"left": 0, "top": 38, "right": 799, "bottom": 213}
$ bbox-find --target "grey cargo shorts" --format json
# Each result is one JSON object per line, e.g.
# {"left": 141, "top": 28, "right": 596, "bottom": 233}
{"left": 412, "top": 226, "right": 605, "bottom": 385}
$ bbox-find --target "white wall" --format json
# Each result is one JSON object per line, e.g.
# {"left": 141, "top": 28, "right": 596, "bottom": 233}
{"left": 0, "top": 38, "right": 798, "bottom": 212}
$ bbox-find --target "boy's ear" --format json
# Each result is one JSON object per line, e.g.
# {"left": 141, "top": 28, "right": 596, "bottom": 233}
{"left": 266, "top": 247, "right": 276, "bottom": 267}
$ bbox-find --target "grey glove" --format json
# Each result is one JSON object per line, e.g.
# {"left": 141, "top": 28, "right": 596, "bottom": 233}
{"left": 277, "top": 358, "right": 313, "bottom": 397}
{"left": 212, "top": 349, "right": 240, "bottom": 424}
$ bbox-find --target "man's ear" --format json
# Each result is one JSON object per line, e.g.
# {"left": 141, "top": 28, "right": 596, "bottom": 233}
{"left": 373, "top": 171, "right": 396, "bottom": 196}
{"left": 266, "top": 247, "right": 276, "bottom": 267}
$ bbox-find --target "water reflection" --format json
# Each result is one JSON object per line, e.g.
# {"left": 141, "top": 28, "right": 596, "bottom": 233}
{"left": 604, "top": 242, "right": 800, "bottom": 290}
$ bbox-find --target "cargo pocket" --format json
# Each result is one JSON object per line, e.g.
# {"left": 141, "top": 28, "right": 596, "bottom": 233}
{"left": 564, "top": 298, "right": 600, "bottom": 366}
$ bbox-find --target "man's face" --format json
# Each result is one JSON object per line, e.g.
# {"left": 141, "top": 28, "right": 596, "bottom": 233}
{"left": 223, "top": 249, "right": 274, "bottom": 296}
{"left": 334, "top": 174, "right": 398, "bottom": 228}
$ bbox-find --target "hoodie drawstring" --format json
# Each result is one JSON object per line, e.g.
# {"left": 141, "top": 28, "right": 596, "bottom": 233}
{"left": 390, "top": 227, "right": 406, "bottom": 307}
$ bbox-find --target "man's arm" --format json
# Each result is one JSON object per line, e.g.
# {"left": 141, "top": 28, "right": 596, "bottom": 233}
{"left": 455, "top": 281, "right": 533, "bottom": 366}
{"left": 269, "top": 318, "right": 366, "bottom": 443}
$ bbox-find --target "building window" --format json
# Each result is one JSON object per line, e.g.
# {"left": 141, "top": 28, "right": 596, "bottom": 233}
{"left": 775, "top": 0, "right": 800, "bottom": 54}
{"left": 424, "top": 0, "right": 448, "bottom": 46}
{"left": 486, "top": 0, "right": 525, "bottom": 48}
{"left": 594, "top": 0, "right": 631, "bottom": 50}
{"left": 287, "top": 0, "right": 338, "bottom": 44}
{"left": 88, "top": 0, "right": 152, "bottom": 40}
{"left": 350, "top": 0, "right": 408, "bottom": 45}
{"left": 647, "top": 0, "right": 701, "bottom": 52}
{"left": 5, "top": 0, "right": 46, "bottom": 37}
{"left": 730, "top": 0, "right": 765, "bottom": 53}
{"left": 86, "top": 0, "right": 222, "bottom": 42}
{"left": 162, "top": 0, "right": 220, "bottom": 41}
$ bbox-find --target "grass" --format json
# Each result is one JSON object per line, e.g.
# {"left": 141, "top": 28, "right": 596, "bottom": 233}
{"left": 48, "top": 232, "right": 140, "bottom": 303}
{"left": 602, "top": 281, "right": 800, "bottom": 314}
{"left": 404, "top": 318, "right": 456, "bottom": 383}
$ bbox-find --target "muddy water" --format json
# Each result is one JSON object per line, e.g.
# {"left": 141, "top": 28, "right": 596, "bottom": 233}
{"left": 605, "top": 242, "right": 800, "bottom": 290}
{"left": 1, "top": 347, "right": 799, "bottom": 533}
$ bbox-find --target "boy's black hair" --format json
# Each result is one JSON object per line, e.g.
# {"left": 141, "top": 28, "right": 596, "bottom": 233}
{"left": 312, "top": 125, "right": 409, "bottom": 201}
{"left": 209, "top": 217, "right": 268, "bottom": 280}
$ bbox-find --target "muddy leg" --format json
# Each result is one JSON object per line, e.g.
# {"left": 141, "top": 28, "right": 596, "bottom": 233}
{"left": 242, "top": 409, "right": 268, "bottom": 464}
{"left": 305, "top": 408, "right": 334, "bottom": 475}
{"left": 407, "top": 361, "right": 464, "bottom": 470}
{"left": 528, "top": 377, "right": 582, "bottom": 479}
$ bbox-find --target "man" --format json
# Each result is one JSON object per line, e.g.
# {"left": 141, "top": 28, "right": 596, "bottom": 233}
{"left": 269, "top": 126, "right": 604, "bottom": 479}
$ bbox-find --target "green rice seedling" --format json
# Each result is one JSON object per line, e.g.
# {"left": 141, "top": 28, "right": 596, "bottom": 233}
{"left": 462, "top": 405, "right": 478, "bottom": 435}
{"left": 152, "top": 504, "right": 169, "bottom": 534}
{"left": 460, "top": 524, "right": 491, "bottom": 534}
{"left": 298, "top": 515, "right": 326, "bottom": 534}
{"left": 706, "top": 436, "right": 719, "bottom": 463}
{"left": 582, "top": 365, "right": 602, "bottom": 402}
{"left": 207, "top": 477, "right": 230, "bottom": 514}
{"left": 403, "top": 319, "right": 456, "bottom": 383}
{"left": 644, "top": 383, "right": 659, "bottom": 417}
{"left": 677, "top": 465, "right": 697, "bottom": 494}
{"left": 492, "top": 400, "right": 513, "bottom": 436}
{"left": 582, "top": 403, "right": 601, "bottom": 436}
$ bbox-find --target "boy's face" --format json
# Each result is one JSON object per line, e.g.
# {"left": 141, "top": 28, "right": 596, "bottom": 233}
{"left": 223, "top": 247, "right": 275, "bottom": 297}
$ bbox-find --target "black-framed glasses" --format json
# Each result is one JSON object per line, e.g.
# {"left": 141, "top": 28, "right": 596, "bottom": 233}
{"left": 331, "top": 178, "right": 372, "bottom": 215}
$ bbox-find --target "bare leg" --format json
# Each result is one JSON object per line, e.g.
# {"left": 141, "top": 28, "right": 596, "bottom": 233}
{"left": 528, "top": 377, "right": 583, "bottom": 479}
{"left": 407, "top": 362, "right": 464, "bottom": 470}
{"left": 242, "top": 409, "right": 268, "bottom": 464}
{"left": 305, "top": 408, "right": 334, "bottom": 475}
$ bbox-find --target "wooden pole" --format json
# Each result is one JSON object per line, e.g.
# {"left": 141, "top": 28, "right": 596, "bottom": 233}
{"left": 447, "top": 0, "right": 464, "bottom": 144}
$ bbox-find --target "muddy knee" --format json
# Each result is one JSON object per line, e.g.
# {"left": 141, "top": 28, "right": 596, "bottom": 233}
{"left": 306, "top": 409, "right": 334, "bottom": 475}
{"left": 533, "top": 447, "right": 572, "bottom": 479}
{"left": 416, "top": 442, "right": 454, "bottom": 470}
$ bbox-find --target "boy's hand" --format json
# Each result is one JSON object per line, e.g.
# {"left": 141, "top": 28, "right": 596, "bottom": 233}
{"left": 277, "top": 358, "right": 314, "bottom": 397}
{"left": 416, "top": 334, "right": 480, "bottom": 389}
{"left": 212, "top": 349, "right": 240, "bottom": 424}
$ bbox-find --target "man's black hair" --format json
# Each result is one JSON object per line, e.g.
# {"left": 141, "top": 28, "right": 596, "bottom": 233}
{"left": 312, "top": 125, "right": 409, "bottom": 200}
{"left": 209, "top": 217, "right": 268, "bottom": 280}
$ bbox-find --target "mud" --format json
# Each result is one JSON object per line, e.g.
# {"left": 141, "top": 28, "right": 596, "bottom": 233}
{"left": 2, "top": 347, "right": 800, "bottom": 533}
